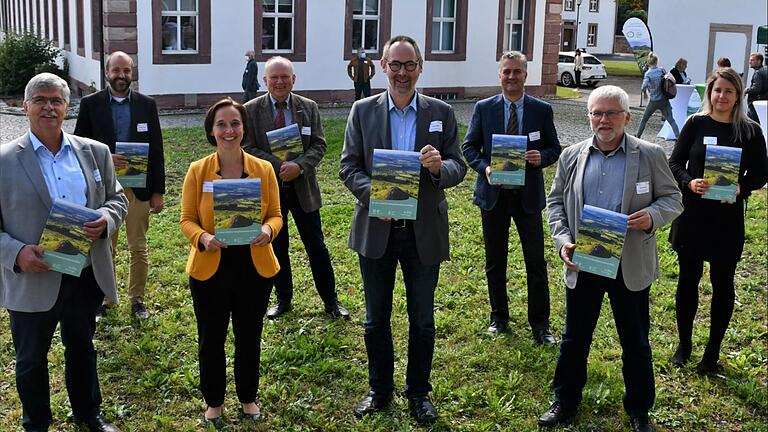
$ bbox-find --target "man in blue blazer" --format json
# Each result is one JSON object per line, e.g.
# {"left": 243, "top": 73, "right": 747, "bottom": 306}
{"left": 462, "top": 51, "right": 561, "bottom": 344}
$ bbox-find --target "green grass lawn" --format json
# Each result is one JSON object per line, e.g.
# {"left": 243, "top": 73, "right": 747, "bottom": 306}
{"left": 602, "top": 60, "right": 643, "bottom": 77}
{"left": 1, "top": 119, "right": 766, "bottom": 431}
{"left": 556, "top": 86, "right": 581, "bottom": 99}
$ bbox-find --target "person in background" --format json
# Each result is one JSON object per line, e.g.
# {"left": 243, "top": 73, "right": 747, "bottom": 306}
{"left": 717, "top": 57, "right": 731, "bottom": 68}
{"left": 242, "top": 50, "right": 260, "bottom": 103}
{"left": 573, "top": 49, "right": 583, "bottom": 87}
{"left": 667, "top": 67, "right": 768, "bottom": 374}
{"left": 347, "top": 47, "right": 376, "bottom": 100}
{"left": 637, "top": 52, "right": 680, "bottom": 139}
{"left": 670, "top": 57, "right": 691, "bottom": 84}
{"left": 746, "top": 52, "right": 768, "bottom": 123}
{"left": 180, "top": 98, "right": 282, "bottom": 428}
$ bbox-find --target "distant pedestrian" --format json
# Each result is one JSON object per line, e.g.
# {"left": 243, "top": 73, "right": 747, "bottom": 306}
{"left": 573, "top": 49, "right": 583, "bottom": 87}
{"left": 242, "top": 50, "right": 260, "bottom": 103}
{"left": 347, "top": 47, "right": 376, "bottom": 100}
{"left": 746, "top": 52, "right": 768, "bottom": 122}
{"left": 717, "top": 57, "right": 731, "bottom": 68}
{"left": 670, "top": 58, "right": 691, "bottom": 84}
{"left": 637, "top": 52, "right": 680, "bottom": 139}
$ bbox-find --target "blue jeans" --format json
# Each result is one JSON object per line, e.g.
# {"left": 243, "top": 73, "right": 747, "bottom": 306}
{"left": 553, "top": 270, "right": 655, "bottom": 418}
{"left": 358, "top": 223, "right": 440, "bottom": 397}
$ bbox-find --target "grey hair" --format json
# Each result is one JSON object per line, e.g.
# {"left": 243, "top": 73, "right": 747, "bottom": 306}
{"left": 587, "top": 85, "right": 629, "bottom": 112}
{"left": 499, "top": 51, "right": 528, "bottom": 72}
{"left": 24, "top": 72, "right": 70, "bottom": 103}
{"left": 264, "top": 56, "right": 294, "bottom": 74}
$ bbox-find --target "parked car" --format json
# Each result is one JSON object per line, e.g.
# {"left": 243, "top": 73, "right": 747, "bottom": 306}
{"left": 558, "top": 51, "right": 608, "bottom": 87}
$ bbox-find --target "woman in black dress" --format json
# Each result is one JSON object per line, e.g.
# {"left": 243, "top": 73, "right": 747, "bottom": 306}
{"left": 668, "top": 67, "right": 768, "bottom": 373}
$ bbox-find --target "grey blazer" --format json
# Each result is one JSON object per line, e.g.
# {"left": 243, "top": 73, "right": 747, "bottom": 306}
{"left": 339, "top": 92, "right": 467, "bottom": 266}
{"left": 546, "top": 135, "right": 682, "bottom": 291}
{"left": 243, "top": 92, "right": 326, "bottom": 213}
{"left": 0, "top": 132, "right": 128, "bottom": 312}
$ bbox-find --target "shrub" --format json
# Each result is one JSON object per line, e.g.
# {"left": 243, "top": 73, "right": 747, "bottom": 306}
{"left": 0, "top": 32, "right": 68, "bottom": 95}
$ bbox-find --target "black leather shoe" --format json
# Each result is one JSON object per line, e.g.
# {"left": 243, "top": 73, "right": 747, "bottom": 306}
{"left": 487, "top": 320, "right": 508, "bottom": 335}
{"left": 131, "top": 302, "right": 150, "bottom": 320}
{"left": 408, "top": 395, "right": 439, "bottom": 424}
{"left": 266, "top": 301, "right": 291, "bottom": 319}
{"left": 630, "top": 416, "right": 656, "bottom": 432}
{"left": 78, "top": 414, "right": 121, "bottom": 432}
{"left": 533, "top": 329, "right": 558, "bottom": 346}
{"left": 95, "top": 304, "right": 111, "bottom": 323}
{"left": 204, "top": 415, "right": 225, "bottom": 430}
{"left": 695, "top": 359, "right": 721, "bottom": 375}
{"left": 670, "top": 344, "right": 691, "bottom": 367}
{"left": 325, "top": 300, "right": 350, "bottom": 319}
{"left": 538, "top": 401, "right": 575, "bottom": 427}
{"left": 353, "top": 391, "right": 393, "bottom": 418}
{"left": 241, "top": 409, "right": 261, "bottom": 421}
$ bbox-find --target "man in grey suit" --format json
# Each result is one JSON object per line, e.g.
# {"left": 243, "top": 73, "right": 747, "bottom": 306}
{"left": 538, "top": 86, "right": 682, "bottom": 432}
{"left": 243, "top": 56, "right": 349, "bottom": 319}
{"left": 340, "top": 35, "right": 467, "bottom": 424}
{"left": 0, "top": 73, "right": 127, "bottom": 431}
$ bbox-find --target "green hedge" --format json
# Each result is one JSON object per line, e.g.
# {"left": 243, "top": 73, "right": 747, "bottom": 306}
{"left": 0, "top": 32, "right": 68, "bottom": 95}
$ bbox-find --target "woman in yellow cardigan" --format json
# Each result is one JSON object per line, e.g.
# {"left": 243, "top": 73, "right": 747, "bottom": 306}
{"left": 180, "top": 98, "right": 282, "bottom": 428}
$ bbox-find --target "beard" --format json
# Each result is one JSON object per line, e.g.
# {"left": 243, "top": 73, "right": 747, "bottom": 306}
{"left": 109, "top": 77, "right": 131, "bottom": 93}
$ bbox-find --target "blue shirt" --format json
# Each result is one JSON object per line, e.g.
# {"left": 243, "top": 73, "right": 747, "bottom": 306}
{"left": 109, "top": 89, "right": 132, "bottom": 142}
{"left": 29, "top": 131, "right": 88, "bottom": 207}
{"left": 642, "top": 66, "right": 665, "bottom": 102}
{"left": 583, "top": 135, "right": 626, "bottom": 213}
{"left": 269, "top": 94, "right": 294, "bottom": 126}
{"left": 388, "top": 92, "right": 418, "bottom": 151}
{"left": 502, "top": 93, "right": 525, "bottom": 135}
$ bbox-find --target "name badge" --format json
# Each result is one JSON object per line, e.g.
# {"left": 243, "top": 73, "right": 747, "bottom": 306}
{"left": 636, "top": 181, "right": 650, "bottom": 194}
{"left": 703, "top": 136, "right": 717, "bottom": 145}
{"left": 202, "top": 181, "right": 213, "bottom": 193}
{"left": 529, "top": 131, "right": 541, "bottom": 141}
{"left": 93, "top": 169, "right": 102, "bottom": 182}
{"left": 429, "top": 121, "right": 443, "bottom": 132}
{"left": 137, "top": 123, "right": 148, "bottom": 133}
{"left": 301, "top": 126, "right": 311, "bottom": 136}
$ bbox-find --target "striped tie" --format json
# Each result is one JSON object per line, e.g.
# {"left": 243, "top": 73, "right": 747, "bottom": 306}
{"left": 506, "top": 102, "right": 518, "bottom": 135}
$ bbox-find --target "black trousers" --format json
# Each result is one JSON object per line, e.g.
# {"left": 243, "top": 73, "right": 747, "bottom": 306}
{"left": 675, "top": 252, "right": 738, "bottom": 360}
{"left": 190, "top": 246, "right": 272, "bottom": 407}
{"left": 9, "top": 267, "right": 104, "bottom": 431}
{"left": 553, "top": 270, "right": 655, "bottom": 418}
{"left": 354, "top": 81, "right": 371, "bottom": 100}
{"left": 480, "top": 189, "right": 550, "bottom": 330}
{"left": 272, "top": 184, "right": 337, "bottom": 306}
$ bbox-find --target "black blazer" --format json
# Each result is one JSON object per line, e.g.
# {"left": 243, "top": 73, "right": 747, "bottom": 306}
{"left": 74, "top": 89, "right": 165, "bottom": 201}
{"left": 462, "top": 94, "right": 561, "bottom": 213}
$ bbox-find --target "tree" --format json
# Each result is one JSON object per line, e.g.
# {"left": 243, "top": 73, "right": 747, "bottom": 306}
{"left": 0, "top": 32, "right": 68, "bottom": 95}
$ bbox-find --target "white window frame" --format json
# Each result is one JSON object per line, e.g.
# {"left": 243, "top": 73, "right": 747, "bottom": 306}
{"left": 432, "top": 0, "right": 456, "bottom": 53}
{"left": 587, "top": 23, "right": 597, "bottom": 47}
{"left": 262, "top": 0, "right": 294, "bottom": 53}
{"left": 588, "top": 0, "right": 598, "bottom": 12}
{"left": 161, "top": 0, "right": 199, "bottom": 54}
{"left": 352, "top": 0, "right": 380, "bottom": 52}
{"left": 564, "top": 0, "right": 574, "bottom": 11}
{"left": 503, "top": 0, "right": 525, "bottom": 52}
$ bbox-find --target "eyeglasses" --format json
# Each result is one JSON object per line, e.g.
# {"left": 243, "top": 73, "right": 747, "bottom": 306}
{"left": 29, "top": 96, "right": 67, "bottom": 107}
{"left": 588, "top": 110, "right": 625, "bottom": 120}
{"left": 387, "top": 61, "right": 419, "bottom": 72}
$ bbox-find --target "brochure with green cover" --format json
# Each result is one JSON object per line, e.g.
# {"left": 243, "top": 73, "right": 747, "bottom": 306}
{"left": 115, "top": 142, "right": 149, "bottom": 188}
{"left": 702, "top": 145, "right": 741, "bottom": 202}
{"left": 266, "top": 124, "right": 303, "bottom": 161}
{"left": 369, "top": 149, "right": 421, "bottom": 220}
{"left": 213, "top": 179, "right": 262, "bottom": 246}
{"left": 489, "top": 134, "right": 527, "bottom": 186}
{"left": 38, "top": 199, "right": 102, "bottom": 277}
{"left": 573, "top": 204, "right": 628, "bottom": 279}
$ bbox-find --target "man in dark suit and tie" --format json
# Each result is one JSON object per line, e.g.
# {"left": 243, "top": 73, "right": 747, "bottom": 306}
{"left": 340, "top": 35, "right": 467, "bottom": 424}
{"left": 74, "top": 51, "right": 165, "bottom": 320}
{"left": 243, "top": 56, "right": 349, "bottom": 319}
{"left": 462, "top": 51, "right": 561, "bottom": 344}
{"left": 539, "top": 86, "right": 682, "bottom": 432}
{"left": 0, "top": 73, "right": 127, "bottom": 432}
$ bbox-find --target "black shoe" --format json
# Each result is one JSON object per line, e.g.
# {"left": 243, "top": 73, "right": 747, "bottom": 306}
{"left": 533, "top": 328, "right": 558, "bottom": 346}
{"left": 408, "top": 395, "right": 439, "bottom": 424}
{"left": 241, "top": 409, "right": 261, "bottom": 421}
{"left": 204, "top": 415, "right": 225, "bottom": 430}
{"left": 325, "top": 300, "right": 350, "bottom": 319}
{"left": 630, "top": 416, "right": 656, "bottom": 432}
{"left": 95, "top": 304, "right": 111, "bottom": 322}
{"left": 487, "top": 320, "right": 508, "bottom": 335}
{"left": 538, "top": 401, "right": 575, "bottom": 427}
{"left": 266, "top": 301, "right": 291, "bottom": 319}
{"left": 353, "top": 391, "right": 393, "bottom": 418}
{"left": 695, "top": 359, "right": 722, "bottom": 375}
{"left": 670, "top": 344, "right": 691, "bottom": 367}
{"left": 131, "top": 302, "right": 150, "bottom": 320}
{"left": 78, "top": 414, "right": 121, "bottom": 432}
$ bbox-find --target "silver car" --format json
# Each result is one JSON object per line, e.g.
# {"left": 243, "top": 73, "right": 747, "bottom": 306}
{"left": 558, "top": 51, "right": 608, "bottom": 87}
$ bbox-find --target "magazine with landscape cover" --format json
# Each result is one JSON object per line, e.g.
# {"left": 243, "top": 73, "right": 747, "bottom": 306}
{"left": 489, "top": 134, "right": 527, "bottom": 186}
{"left": 115, "top": 142, "right": 149, "bottom": 188}
{"left": 38, "top": 199, "right": 102, "bottom": 276}
{"left": 213, "top": 179, "right": 262, "bottom": 246}
{"left": 369, "top": 149, "right": 421, "bottom": 220}
{"left": 573, "top": 204, "right": 628, "bottom": 279}
{"left": 702, "top": 145, "right": 741, "bottom": 202}
{"left": 266, "top": 124, "right": 304, "bottom": 161}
